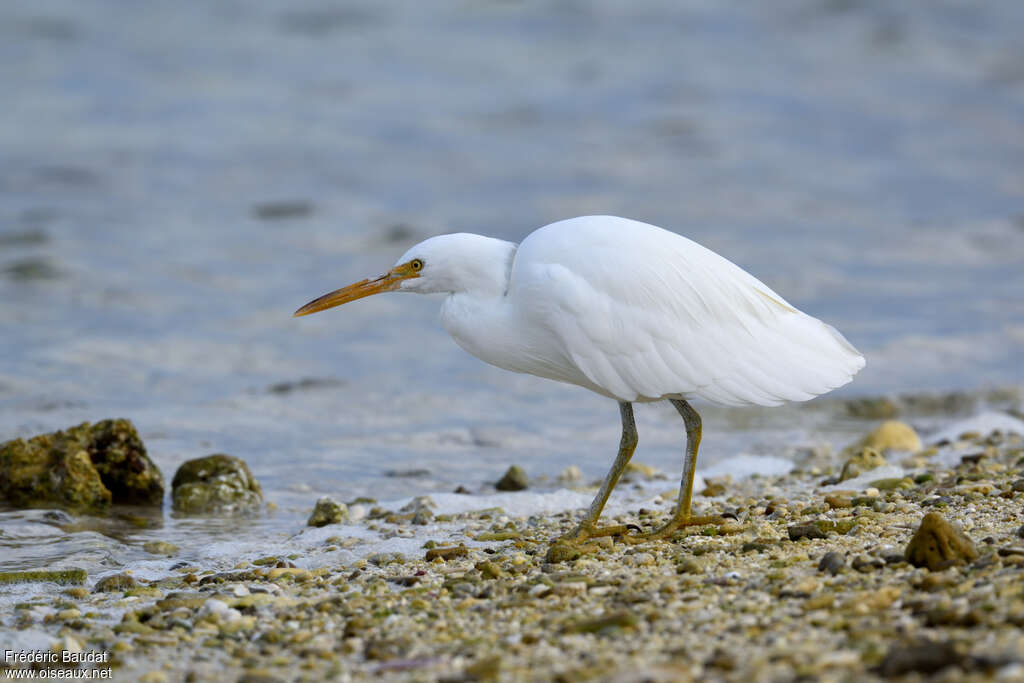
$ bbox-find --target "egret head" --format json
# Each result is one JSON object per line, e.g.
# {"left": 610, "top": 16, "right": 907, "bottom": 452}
{"left": 293, "top": 233, "right": 515, "bottom": 317}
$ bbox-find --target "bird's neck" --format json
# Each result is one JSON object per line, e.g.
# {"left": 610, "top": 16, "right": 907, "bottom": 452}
{"left": 440, "top": 292, "right": 522, "bottom": 375}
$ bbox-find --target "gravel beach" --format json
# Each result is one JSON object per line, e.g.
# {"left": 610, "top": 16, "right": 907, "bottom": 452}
{"left": 3, "top": 415, "right": 1023, "bottom": 682}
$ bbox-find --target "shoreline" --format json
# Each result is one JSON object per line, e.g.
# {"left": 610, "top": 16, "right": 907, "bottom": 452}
{"left": 2, "top": 413, "right": 1023, "bottom": 681}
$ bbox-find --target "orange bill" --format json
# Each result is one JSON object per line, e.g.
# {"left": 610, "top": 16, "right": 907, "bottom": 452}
{"left": 293, "top": 261, "right": 419, "bottom": 317}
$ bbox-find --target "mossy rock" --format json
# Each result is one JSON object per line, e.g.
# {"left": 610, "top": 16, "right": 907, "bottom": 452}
{"left": 93, "top": 572, "right": 138, "bottom": 593}
{"left": 307, "top": 496, "right": 348, "bottom": 527}
{"left": 839, "top": 447, "right": 888, "bottom": 482}
{"left": 0, "top": 430, "right": 111, "bottom": 513}
{"left": 0, "top": 568, "right": 88, "bottom": 585}
{"left": 86, "top": 419, "right": 164, "bottom": 505}
{"left": 0, "top": 419, "right": 163, "bottom": 513}
{"left": 495, "top": 465, "right": 528, "bottom": 491}
{"left": 171, "top": 454, "right": 263, "bottom": 515}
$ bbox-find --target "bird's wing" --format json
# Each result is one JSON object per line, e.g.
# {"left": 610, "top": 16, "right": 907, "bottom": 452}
{"left": 510, "top": 217, "right": 864, "bottom": 405}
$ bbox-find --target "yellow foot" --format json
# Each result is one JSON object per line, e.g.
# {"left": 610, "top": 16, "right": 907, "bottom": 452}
{"left": 618, "top": 514, "right": 725, "bottom": 544}
{"left": 557, "top": 522, "right": 642, "bottom": 544}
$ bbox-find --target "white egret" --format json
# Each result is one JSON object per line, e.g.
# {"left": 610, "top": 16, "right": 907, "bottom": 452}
{"left": 295, "top": 216, "right": 865, "bottom": 542}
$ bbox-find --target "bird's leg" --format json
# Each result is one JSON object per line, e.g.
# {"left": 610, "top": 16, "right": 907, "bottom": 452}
{"left": 635, "top": 398, "right": 720, "bottom": 541}
{"left": 559, "top": 402, "right": 638, "bottom": 543}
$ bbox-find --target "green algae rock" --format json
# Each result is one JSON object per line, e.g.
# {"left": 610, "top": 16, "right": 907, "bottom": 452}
{"left": 0, "top": 568, "right": 87, "bottom": 585}
{"left": 495, "top": 465, "right": 529, "bottom": 491}
{"left": 86, "top": 419, "right": 164, "bottom": 505}
{"left": 93, "top": 572, "right": 138, "bottom": 593}
{"left": 839, "top": 447, "right": 888, "bottom": 482}
{"left": 171, "top": 454, "right": 263, "bottom": 515}
{"left": 545, "top": 543, "right": 581, "bottom": 563}
{"left": 0, "top": 419, "right": 163, "bottom": 513}
{"left": 307, "top": 496, "right": 348, "bottom": 527}
{"left": 0, "top": 430, "right": 111, "bottom": 513}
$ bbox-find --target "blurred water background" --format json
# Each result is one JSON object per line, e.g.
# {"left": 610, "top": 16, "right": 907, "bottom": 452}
{"left": 1, "top": 1, "right": 1022, "bottom": 576}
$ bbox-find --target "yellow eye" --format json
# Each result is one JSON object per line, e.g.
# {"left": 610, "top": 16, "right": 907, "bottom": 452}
{"left": 410, "top": 259, "right": 424, "bottom": 271}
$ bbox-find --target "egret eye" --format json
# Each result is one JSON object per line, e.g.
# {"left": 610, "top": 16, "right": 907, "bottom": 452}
{"left": 410, "top": 259, "right": 424, "bottom": 271}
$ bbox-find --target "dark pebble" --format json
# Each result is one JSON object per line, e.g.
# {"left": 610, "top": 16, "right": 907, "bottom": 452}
{"left": 42, "top": 510, "right": 73, "bottom": 524}
{"left": 787, "top": 523, "right": 827, "bottom": 541}
{"left": 882, "top": 552, "right": 907, "bottom": 565}
{"left": 425, "top": 545, "right": 468, "bottom": 562}
{"left": 388, "top": 575, "right": 420, "bottom": 587}
{"left": 852, "top": 554, "right": 885, "bottom": 572}
{"left": 817, "top": 551, "right": 844, "bottom": 575}
{"left": 876, "top": 639, "right": 963, "bottom": 677}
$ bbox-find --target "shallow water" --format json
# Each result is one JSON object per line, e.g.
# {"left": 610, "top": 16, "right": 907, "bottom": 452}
{"left": 1, "top": 1, "right": 1023, "bottom": 580}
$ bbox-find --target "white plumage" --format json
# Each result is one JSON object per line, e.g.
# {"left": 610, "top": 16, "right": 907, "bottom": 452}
{"left": 295, "top": 215, "right": 865, "bottom": 542}
{"left": 416, "top": 216, "right": 863, "bottom": 405}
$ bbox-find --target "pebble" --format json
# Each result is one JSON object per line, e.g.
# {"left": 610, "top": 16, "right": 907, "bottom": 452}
{"left": 138, "top": 672, "right": 169, "bottom": 683}
{"left": 424, "top": 545, "right": 468, "bottom": 562}
{"left": 787, "top": 523, "right": 827, "bottom": 541}
{"left": 824, "top": 493, "right": 852, "bottom": 509}
{"left": 306, "top": 497, "right": 348, "bottom": 527}
{"left": 93, "top": 573, "right": 138, "bottom": 593}
{"left": 228, "top": 583, "right": 250, "bottom": 597}
{"left": 545, "top": 544, "right": 580, "bottom": 564}
{"left": 846, "top": 420, "right": 922, "bottom": 455}
{"left": 198, "top": 598, "right": 241, "bottom": 624}
{"left": 876, "top": 639, "right": 963, "bottom": 677}
{"left": 348, "top": 504, "right": 367, "bottom": 522}
{"left": 905, "top": 512, "right": 979, "bottom": 571}
{"left": 143, "top": 541, "right": 179, "bottom": 555}
{"left": 558, "top": 465, "right": 583, "bottom": 483}
{"left": 839, "top": 448, "right": 888, "bottom": 482}
{"left": 495, "top": 465, "right": 529, "bottom": 491}
{"left": 817, "top": 551, "right": 845, "bottom": 575}
{"left": 676, "top": 557, "right": 705, "bottom": 574}
{"left": 7, "top": 416, "right": 1023, "bottom": 683}
{"left": 624, "top": 552, "right": 655, "bottom": 567}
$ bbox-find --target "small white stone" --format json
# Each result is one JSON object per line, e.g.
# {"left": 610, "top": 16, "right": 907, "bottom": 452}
{"left": 626, "top": 552, "right": 655, "bottom": 567}
{"left": 556, "top": 581, "right": 588, "bottom": 596}
{"left": 528, "top": 583, "right": 552, "bottom": 598}
{"left": 558, "top": 465, "right": 583, "bottom": 483}
{"left": 57, "top": 635, "right": 83, "bottom": 654}
{"left": 198, "top": 598, "right": 241, "bottom": 623}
